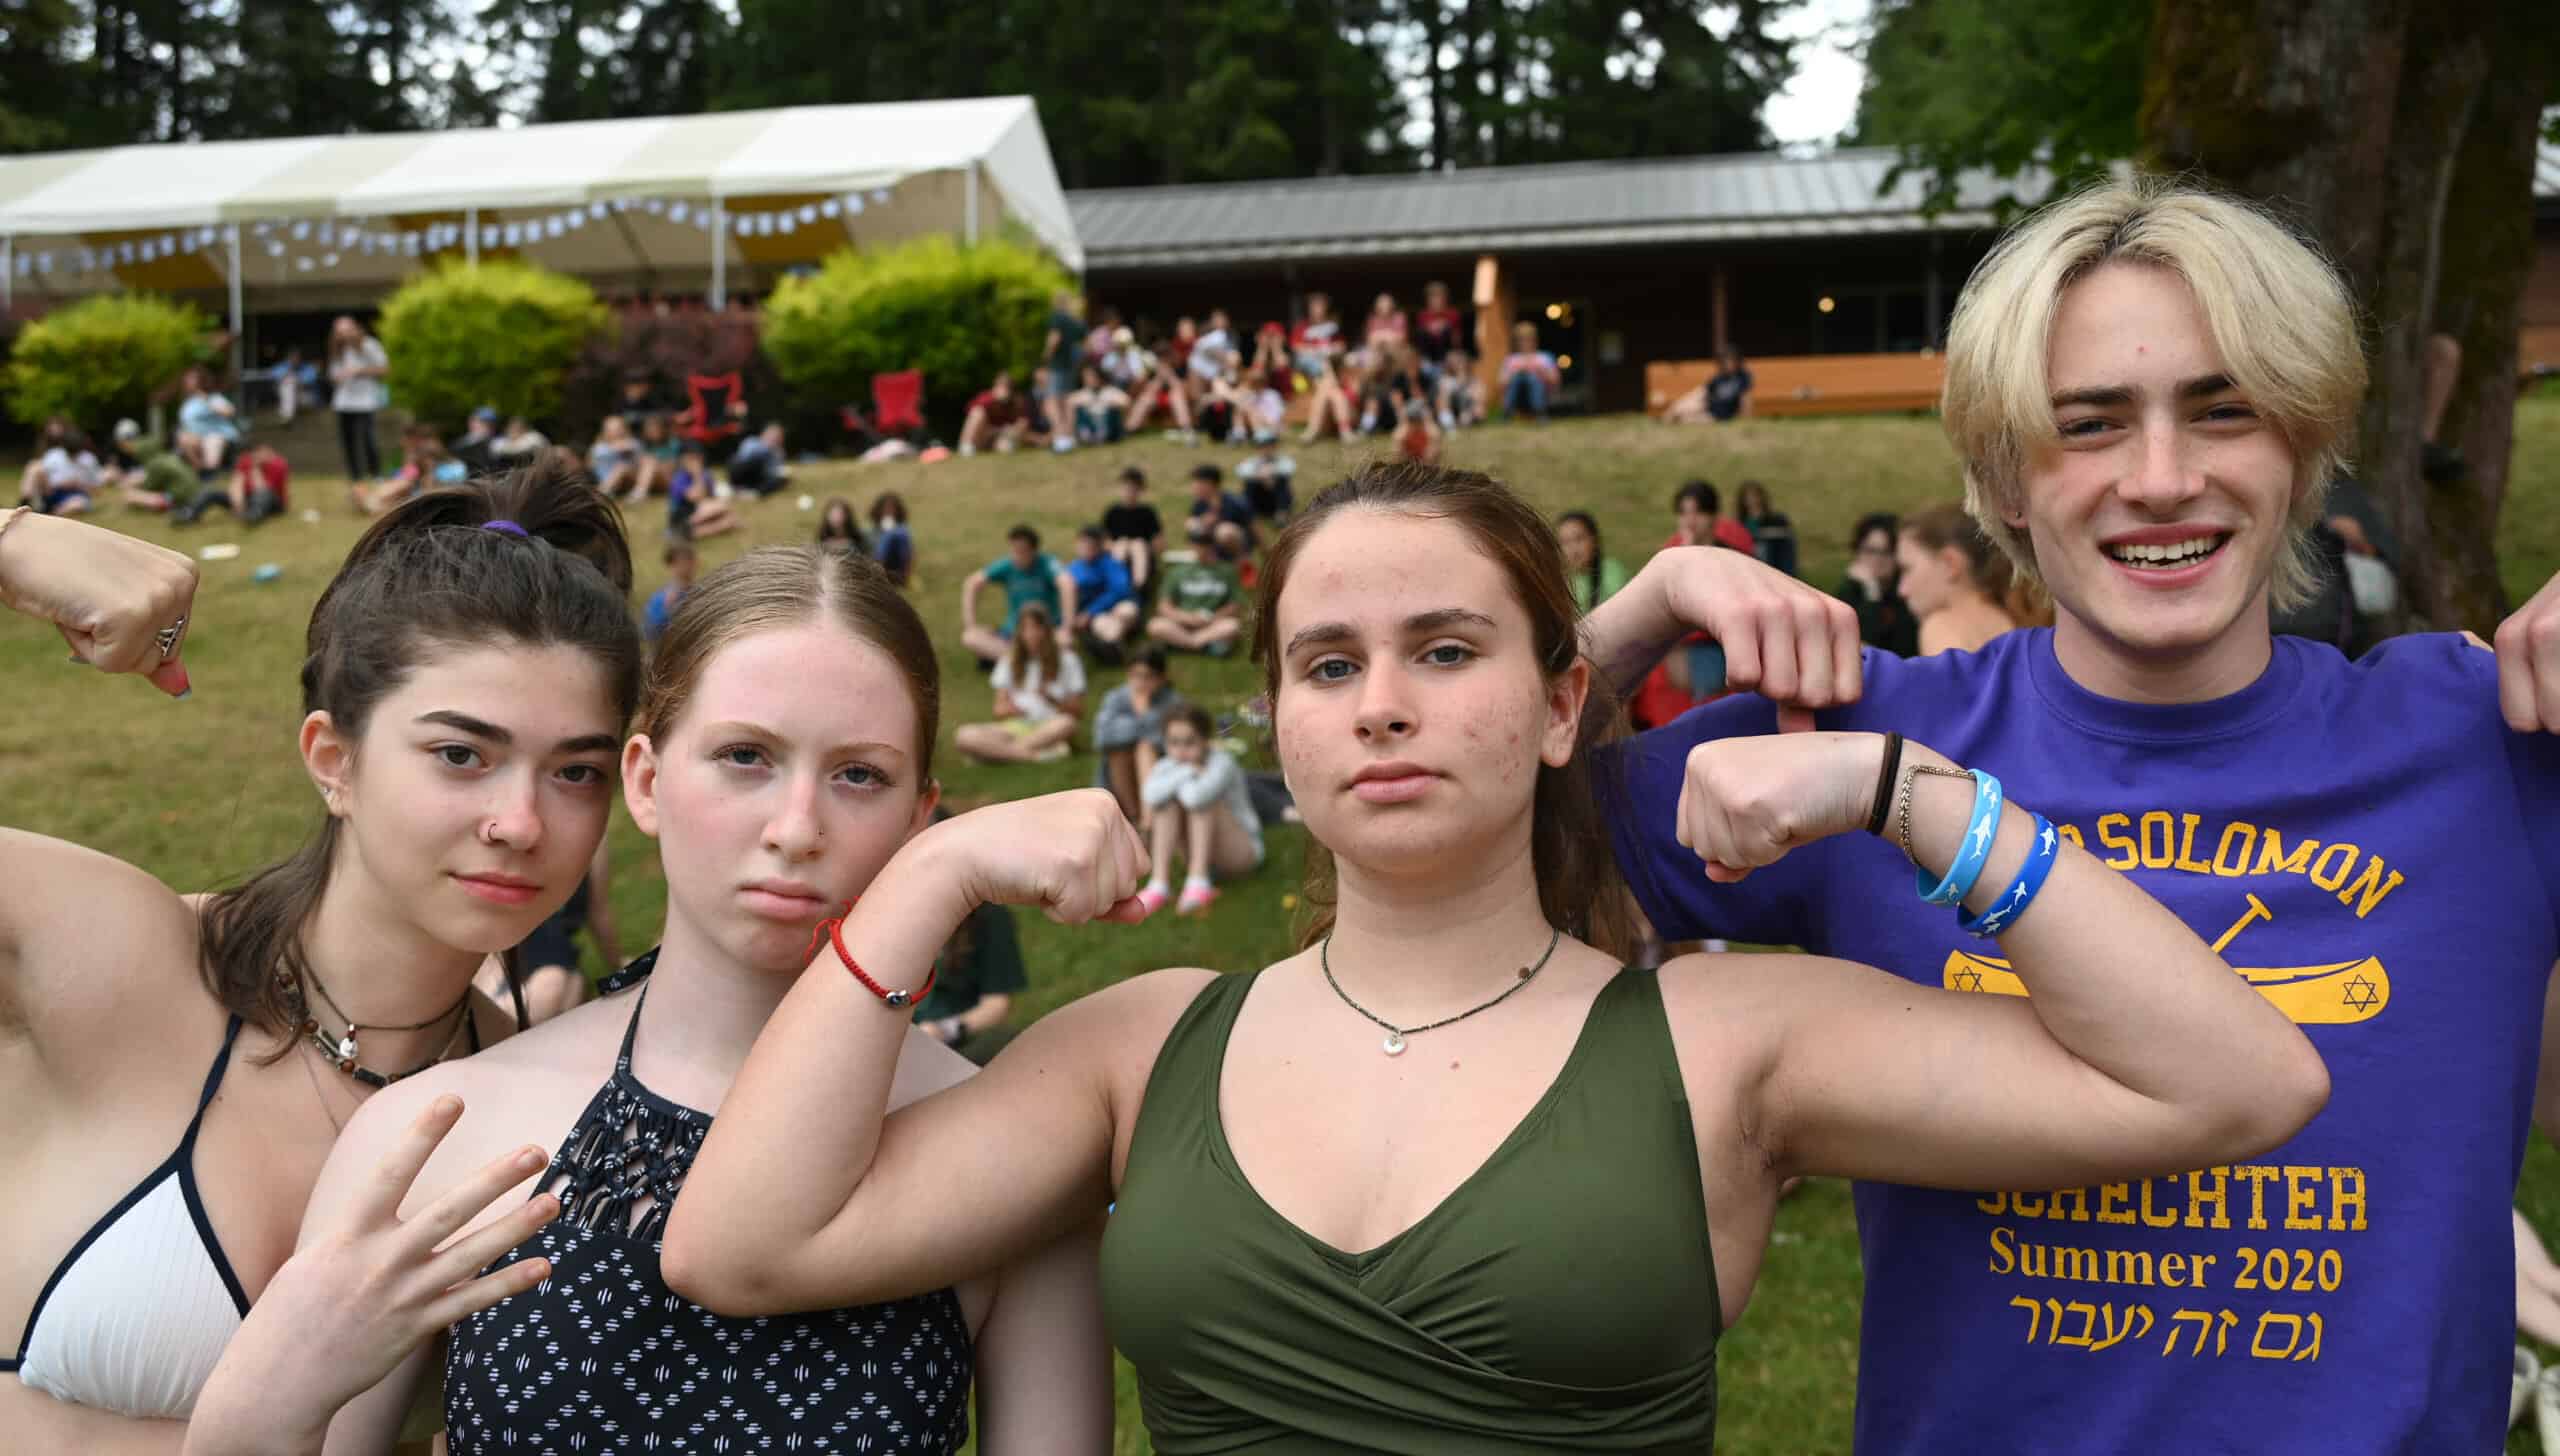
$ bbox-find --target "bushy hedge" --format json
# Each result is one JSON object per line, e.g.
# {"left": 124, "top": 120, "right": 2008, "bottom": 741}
{"left": 4, "top": 292, "right": 211, "bottom": 430}
{"left": 761, "top": 235, "right": 1072, "bottom": 438}
{"left": 377, "top": 261, "right": 609, "bottom": 432}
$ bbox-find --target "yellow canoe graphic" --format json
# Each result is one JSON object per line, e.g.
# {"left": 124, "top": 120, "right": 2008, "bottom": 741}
{"left": 1943, "top": 950, "right": 2389, "bottom": 1025}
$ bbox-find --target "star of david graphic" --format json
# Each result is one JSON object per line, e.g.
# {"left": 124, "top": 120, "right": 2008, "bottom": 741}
{"left": 1951, "top": 966, "right": 1984, "bottom": 992}
{"left": 2340, "top": 974, "right": 2380, "bottom": 1012}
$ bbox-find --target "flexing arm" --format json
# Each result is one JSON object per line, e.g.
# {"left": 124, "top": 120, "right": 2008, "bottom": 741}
{"left": 959, "top": 570, "right": 989, "bottom": 632}
{"left": 663, "top": 792, "right": 1178, "bottom": 1315}
{"left": 1673, "top": 732, "right": 2329, "bottom": 1194}
{"left": 1577, "top": 545, "right": 1861, "bottom": 717}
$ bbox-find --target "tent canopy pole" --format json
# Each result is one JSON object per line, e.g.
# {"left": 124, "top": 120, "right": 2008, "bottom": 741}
{"left": 466, "top": 206, "right": 479, "bottom": 266}
{"left": 964, "top": 164, "right": 978, "bottom": 245}
{"left": 710, "top": 196, "right": 726, "bottom": 310}
{"left": 226, "top": 225, "right": 244, "bottom": 388}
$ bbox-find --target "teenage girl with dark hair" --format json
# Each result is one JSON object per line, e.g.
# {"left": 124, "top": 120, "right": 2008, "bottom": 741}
{"left": 0, "top": 455, "right": 640, "bottom": 1445}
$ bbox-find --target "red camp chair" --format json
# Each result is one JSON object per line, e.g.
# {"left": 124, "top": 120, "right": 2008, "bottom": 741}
{"left": 872, "top": 370, "right": 925, "bottom": 440}
{"left": 678, "top": 371, "right": 747, "bottom": 448}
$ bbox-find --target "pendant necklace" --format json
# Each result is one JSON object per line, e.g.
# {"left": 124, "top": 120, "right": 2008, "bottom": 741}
{"left": 1320, "top": 924, "right": 1564, "bottom": 1056}
{"left": 279, "top": 964, "right": 473, "bottom": 1089}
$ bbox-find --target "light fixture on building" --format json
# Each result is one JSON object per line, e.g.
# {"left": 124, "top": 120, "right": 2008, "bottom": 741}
{"left": 1817, "top": 295, "right": 1837, "bottom": 313}
{"left": 1558, "top": 354, "right": 1573, "bottom": 369}
{"left": 1545, "top": 303, "right": 1561, "bottom": 320}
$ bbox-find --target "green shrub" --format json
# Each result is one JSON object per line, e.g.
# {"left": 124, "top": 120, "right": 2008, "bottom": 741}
{"left": 377, "top": 261, "right": 610, "bottom": 431}
{"left": 762, "top": 235, "right": 1072, "bottom": 437}
{"left": 4, "top": 292, "right": 211, "bottom": 430}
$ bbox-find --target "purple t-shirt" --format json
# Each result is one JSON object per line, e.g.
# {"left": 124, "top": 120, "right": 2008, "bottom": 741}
{"left": 1601, "top": 628, "right": 2560, "bottom": 1453}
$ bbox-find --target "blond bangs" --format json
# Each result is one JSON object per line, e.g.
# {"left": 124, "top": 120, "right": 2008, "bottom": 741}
{"left": 1942, "top": 176, "right": 2367, "bottom": 610}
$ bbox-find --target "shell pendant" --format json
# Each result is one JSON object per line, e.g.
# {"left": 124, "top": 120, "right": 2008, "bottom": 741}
{"left": 1382, "top": 1031, "right": 1407, "bottom": 1056}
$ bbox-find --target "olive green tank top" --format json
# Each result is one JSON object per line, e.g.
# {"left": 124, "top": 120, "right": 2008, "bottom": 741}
{"left": 1100, "top": 966, "right": 1721, "bottom": 1454}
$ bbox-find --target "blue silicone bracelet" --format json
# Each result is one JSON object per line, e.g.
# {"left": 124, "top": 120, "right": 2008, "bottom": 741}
{"left": 1915, "top": 769, "right": 2004, "bottom": 907}
{"left": 1960, "top": 812, "right": 2061, "bottom": 937}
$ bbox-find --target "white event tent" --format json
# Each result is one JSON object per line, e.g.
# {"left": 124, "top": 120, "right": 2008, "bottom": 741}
{"left": 0, "top": 95, "right": 1080, "bottom": 373}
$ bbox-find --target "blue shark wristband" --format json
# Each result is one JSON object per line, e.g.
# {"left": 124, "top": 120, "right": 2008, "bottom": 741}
{"left": 1915, "top": 769, "right": 2004, "bottom": 907}
{"left": 1960, "top": 812, "right": 2060, "bottom": 937}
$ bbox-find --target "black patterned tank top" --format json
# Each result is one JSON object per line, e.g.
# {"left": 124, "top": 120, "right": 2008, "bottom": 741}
{"left": 444, "top": 958, "right": 974, "bottom": 1453}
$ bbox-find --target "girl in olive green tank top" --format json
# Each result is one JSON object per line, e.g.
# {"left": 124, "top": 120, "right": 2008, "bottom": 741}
{"left": 669, "top": 465, "right": 2327, "bottom": 1455}
{"left": 1103, "top": 966, "right": 1719, "bottom": 1454}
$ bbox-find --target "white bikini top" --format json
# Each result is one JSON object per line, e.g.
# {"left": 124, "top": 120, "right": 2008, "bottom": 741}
{"left": 2, "top": 1017, "right": 249, "bottom": 1418}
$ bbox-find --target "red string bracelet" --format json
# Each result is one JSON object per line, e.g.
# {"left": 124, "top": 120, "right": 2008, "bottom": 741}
{"left": 806, "top": 915, "right": 937, "bottom": 1009}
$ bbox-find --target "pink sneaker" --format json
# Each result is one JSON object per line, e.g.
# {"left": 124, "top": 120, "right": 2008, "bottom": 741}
{"left": 1135, "top": 885, "right": 1171, "bottom": 916}
{"left": 1176, "top": 883, "right": 1217, "bottom": 916}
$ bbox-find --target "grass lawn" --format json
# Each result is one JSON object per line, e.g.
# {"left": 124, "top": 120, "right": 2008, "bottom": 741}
{"left": 6, "top": 399, "right": 2559, "bottom": 1453}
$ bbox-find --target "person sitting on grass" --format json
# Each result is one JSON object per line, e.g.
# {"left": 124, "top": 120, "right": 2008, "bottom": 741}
{"left": 587, "top": 414, "right": 649, "bottom": 503}
{"left": 959, "top": 523, "right": 1076, "bottom": 666}
{"left": 175, "top": 440, "right": 285, "bottom": 526}
{"left": 727, "top": 422, "right": 791, "bottom": 497}
{"left": 352, "top": 425, "right": 460, "bottom": 517}
{"left": 174, "top": 366, "right": 244, "bottom": 477}
{"left": 1102, "top": 466, "right": 1164, "bottom": 593}
{"left": 666, "top": 446, "right": 736, "bottom": 541}
{"left": 493, "top": 414, "right": 550, "bottom": 462}
{"left": 450, "top": 407, "right": 504, "bottom": 475}
{"left": 1094, "top": 646, "right": 1181, "bottom": 821}
{"left": 1066, "top": 524, "right": 1140, "bottom": 662}
{"left": 1498, "top": 321, "right": 1560, "bottom": 422}
{"left": 815, "top": 497, "right": 864, "bottom": 553}
{"left": 1184, "top": 462, "right": 1257, "bottom": 557}
{"left": 1555, "top": 509, "right": 1632, "bottom": 614}
{"left": 16, "top": 417, "right": 100, "bottom": 516}
{"left": 958, "top": 371, "right": 1030, "bottom": 456}
{"left": 1437, "top": 346, "right": 1481, "bottom": 428}
{"left": 636, "top": 412, "right": 682, "bottom": 498}
{"left": 644, "top": 539, "right": 699, "bottom": 645}
{"left": 1397, "top": 398, "right": 1443, "bottom": 464}
{"left": 1067, "top": 362, "right": 1131, "bottom": 446}
{"left": 869, "top": 491, "right": 914, "bottom": 587}
{"left": 1237, "top": 440, "right": 1296, "bottom": 526}
{"left": 221, "top": 441, "right": 291, "bottom": 526}
{"left": 911, "top": 820, "right": 1032, "bottom": 1065}
{"left": 953, "top": 602, "right": 1087, "bottom": 765}
{"left": 1136, "top": 703, "right": 1265, "bottom": 917}
{"left": 104, "top": 418, "right": 199, "bottom": 514}
{"left": 1146, "top": 538, "right": 1244, "bottom": 657}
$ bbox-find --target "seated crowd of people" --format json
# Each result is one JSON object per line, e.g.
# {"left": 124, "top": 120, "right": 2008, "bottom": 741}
{"left": 956, "top": 284, "right": 1510, "bottom": 457}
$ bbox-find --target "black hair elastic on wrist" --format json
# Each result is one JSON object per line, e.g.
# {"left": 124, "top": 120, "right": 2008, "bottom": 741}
{"left": 1865, "top": 731, "right": 1904, "bottom": 837}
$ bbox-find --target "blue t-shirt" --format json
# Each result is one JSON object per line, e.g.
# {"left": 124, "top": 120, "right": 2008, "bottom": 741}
{"left": 1067, "top": 553, "right": 1133, "bottom": 618}
{"left": 1601, "top": 629, "right": 2560, "bottom": 1454}
{"left": 983, "top": 553, "right": 1063, "bottom": 633}
{"left": 643, "top": 583, "right": 687, "bottom": 643}
{"left": 178, "top": 393, "right": 241, "bottom": 442}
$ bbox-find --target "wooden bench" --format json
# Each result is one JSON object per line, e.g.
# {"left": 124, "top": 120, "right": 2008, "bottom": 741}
{"left": 1647, "top": 352, "right": 1946, "bottom": 419}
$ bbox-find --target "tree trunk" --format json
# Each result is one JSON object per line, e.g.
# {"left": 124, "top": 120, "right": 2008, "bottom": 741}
{"left": 2428, "top": 0, "right": 2560, "bottom": 627}
{"left": 2355, "top": 5, "right": 2488, "bottom": 631}
{"left": 2140, "top": 0, "right": 2409, "bottom": 288}
{"left": 1420, "top": 0, "right": 1447, "bottom": 168}
{"left": 2139, "top": 0, "right": 2553, "bottom": 636}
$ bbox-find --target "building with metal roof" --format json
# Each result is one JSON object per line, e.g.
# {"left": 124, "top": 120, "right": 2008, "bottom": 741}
{"left": 1070, "top": 141, "right": 2560, "bottom": 414}
{"left": 1068, "top": 147, "right": 2047, "bottom": 272}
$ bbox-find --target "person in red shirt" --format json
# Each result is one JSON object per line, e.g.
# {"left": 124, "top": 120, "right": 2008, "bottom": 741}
{"left": 232, "top": 442, "right": 291, "bottom": 524}
{"left": 1413, "top": 280, "right": 1465, "bottom": 378}
{"left": 958, "top": 371, "right": 1030, "bottom": 455}
{"left": 1289, "top": 293, "right": 1345, "bottom": 380}
{"left": 1631, "top": 480, "right": 1755, "bottom": 728}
